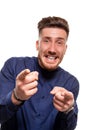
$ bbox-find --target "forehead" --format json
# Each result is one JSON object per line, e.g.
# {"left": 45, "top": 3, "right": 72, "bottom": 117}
{"left": 40, "top": 27, "right": 67, "bottom": 38}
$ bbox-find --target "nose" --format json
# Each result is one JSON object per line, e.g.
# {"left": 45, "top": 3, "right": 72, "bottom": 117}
{"left": 48, "top": 43, "right": 56, "bottom": 53}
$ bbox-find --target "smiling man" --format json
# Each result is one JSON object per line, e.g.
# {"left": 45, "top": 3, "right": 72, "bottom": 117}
{"left": 36, "top": 27, "right": 67, "bottom": 70}
{"left": 0, "top": 16, "right": 79, "bottom": 130}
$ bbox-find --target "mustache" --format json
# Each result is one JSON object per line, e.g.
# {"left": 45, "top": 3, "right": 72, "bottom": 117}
{"left": 47, "top": 51, "right": 57, "bottom": 55}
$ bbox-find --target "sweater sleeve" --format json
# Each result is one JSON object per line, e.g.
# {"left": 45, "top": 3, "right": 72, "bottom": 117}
{"left": 53, "top": 76, "right": 79, "bottom": 130}
{"left": 0, "top": 58, "right": 23, "bottom": 123}
{"left": 53, "top": 102, "right": 78, "bottom": 130}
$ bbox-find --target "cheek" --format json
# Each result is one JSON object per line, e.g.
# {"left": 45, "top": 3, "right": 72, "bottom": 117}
{"left": 57, "top": 48, "right": 66, "bottom": 58}
{"left": 38, "top": 47, "right": 44, "bottom": 56}
{"left": 63, "top": 47, "right": 67, "bottom": 55}
{"left": 39, "top": 45, "right": 47, "bottom": 53}
{"left": 59, "top": 46, "right": 67, "bottom": 55}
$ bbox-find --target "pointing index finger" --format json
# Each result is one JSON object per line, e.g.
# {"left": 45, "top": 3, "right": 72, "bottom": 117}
{"left": 17, "top": 69, "right": 30, "bottom": 81}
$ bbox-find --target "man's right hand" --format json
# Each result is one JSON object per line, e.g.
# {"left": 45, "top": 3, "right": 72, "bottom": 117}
{"left": 12, "top": 69, "right": 39, "bottom": 104}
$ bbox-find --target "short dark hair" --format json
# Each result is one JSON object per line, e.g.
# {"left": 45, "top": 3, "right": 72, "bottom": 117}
{"left": 37, "top": 16, "right": 69, "bottom": 36}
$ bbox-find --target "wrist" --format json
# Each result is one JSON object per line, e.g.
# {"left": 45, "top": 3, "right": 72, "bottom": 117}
{"left": 13, "top": 89, "right": 25, "bottom": 103}
{"left": 64, "top": 106, "right": 74, "bottom": 114}
{"left": 64, "top": 101, "right": 75, "bottom": 114}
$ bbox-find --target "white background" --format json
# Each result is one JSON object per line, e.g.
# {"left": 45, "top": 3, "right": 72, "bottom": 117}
{"left": 0, "top": 0, "right": 86, "bottom": 129}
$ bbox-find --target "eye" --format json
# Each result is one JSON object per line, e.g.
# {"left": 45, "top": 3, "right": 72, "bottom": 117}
{"left": 57, "top": 40, "right": 65, "bottom": 45}
{"left": 43, "top": 39, "right": 49, "bottom": 43}
{"left": 57, "top": 41, "right": 62, "bottom": 44}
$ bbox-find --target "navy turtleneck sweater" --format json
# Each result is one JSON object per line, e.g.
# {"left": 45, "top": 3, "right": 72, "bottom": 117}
{"left": 0, "top": 57, "right": 79, "bottom": 130}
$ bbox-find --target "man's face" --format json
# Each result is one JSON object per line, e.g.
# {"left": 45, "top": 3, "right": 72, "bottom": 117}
{"left": 36, "top": 27, "right": 67, "bottom": 71}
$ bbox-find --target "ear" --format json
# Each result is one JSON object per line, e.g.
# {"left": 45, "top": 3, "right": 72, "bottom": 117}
{"left": 36, "top": 40, "right": 39, "bottom": 51}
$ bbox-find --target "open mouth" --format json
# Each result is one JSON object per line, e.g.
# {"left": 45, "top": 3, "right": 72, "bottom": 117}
{"left": 45, "top": 55, "right": 58, "bottom": 63}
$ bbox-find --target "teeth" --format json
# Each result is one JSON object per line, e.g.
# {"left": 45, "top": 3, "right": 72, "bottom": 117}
{"left": 48, "top": 56, "right": 55, "bottom": 60}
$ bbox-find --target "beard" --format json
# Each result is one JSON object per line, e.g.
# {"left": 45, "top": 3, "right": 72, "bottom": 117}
{"left": 38, "top": 55, "right": 61, "bottom": 71}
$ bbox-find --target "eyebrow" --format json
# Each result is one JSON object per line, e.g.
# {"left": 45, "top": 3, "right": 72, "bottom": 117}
{"left": 42, "top": 36, "right": 65, "bottom": 41}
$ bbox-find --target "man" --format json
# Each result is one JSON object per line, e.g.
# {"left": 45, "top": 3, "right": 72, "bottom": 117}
{"left": 0, "top": 16, "right": 79, "bottom": 130}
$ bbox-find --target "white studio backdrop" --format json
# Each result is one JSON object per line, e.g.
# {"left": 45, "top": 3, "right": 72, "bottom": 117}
{"left": 0, "top": 0, "right": 87, "bottom": 129}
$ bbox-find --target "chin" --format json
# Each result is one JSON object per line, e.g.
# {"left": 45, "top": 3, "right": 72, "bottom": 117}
{"left": 43, "top": 64, "right": 58, "bottom": 71}
{"left": 38, "top": 57, "right": 59, "bottom": 71}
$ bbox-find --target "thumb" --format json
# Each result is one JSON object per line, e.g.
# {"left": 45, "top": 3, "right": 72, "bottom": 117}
{"left": 50, "top": 87, "right": 58, "bottom": 95}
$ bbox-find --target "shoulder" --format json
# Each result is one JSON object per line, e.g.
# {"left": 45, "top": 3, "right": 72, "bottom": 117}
{"left": 3, "top": 56, "right": 37, "bottom": 67}
{"left": 5, "top": 56, "right": 36, "bottom": 63}
{"left": 1, "top": 56, "right": 38, "bottom": 75}
{"left": 58, "top": 67, "right": 80, "bottom": 99}
{"left": 58, "top": 66, "right": 79, "bottom": 87}
{"left": 59, "top": 66, "right": 78, "bottom": 79}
